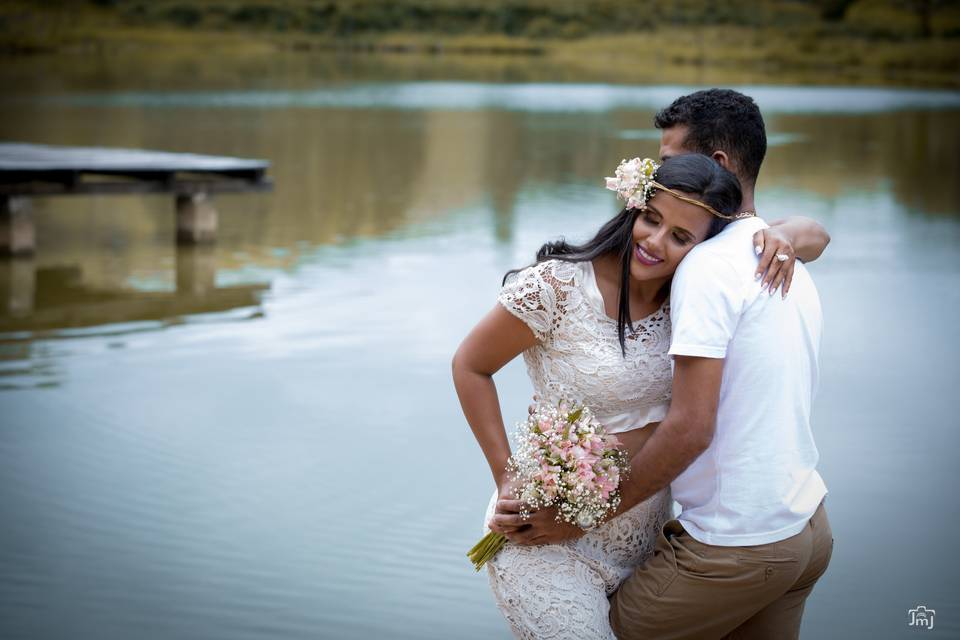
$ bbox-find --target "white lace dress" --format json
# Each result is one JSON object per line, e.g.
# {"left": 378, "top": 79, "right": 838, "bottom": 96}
{"left": 483, "top": 258, "right": 675, "bottom": 640}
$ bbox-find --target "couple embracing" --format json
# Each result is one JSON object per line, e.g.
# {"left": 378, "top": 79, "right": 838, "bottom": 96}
{"left": 452, "top": 89, "right": 833, "bottom": 639}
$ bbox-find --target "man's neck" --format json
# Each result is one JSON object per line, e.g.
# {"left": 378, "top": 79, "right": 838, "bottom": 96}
{"left": 740, "top": 185, "right": 756, "bottom": 214}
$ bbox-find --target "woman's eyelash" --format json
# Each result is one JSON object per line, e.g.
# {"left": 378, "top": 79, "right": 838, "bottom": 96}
{"left": 643, "top": 214, "right": 689, "bottom": 243}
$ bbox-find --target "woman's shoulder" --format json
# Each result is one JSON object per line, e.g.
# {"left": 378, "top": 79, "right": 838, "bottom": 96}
{"left": 505, "top": 258, "right": 581, "bottom": 288}
{"left": 498, "top": 259, "right": 587, "bottom": 337}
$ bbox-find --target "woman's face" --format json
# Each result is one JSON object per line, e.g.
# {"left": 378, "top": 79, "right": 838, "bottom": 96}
{"left": 629, "top": 191, "right": 713, "bottom": 284}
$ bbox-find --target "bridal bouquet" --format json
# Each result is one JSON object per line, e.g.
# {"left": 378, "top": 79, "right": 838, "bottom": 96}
{"left": 468, "top": 402, "right": 628, "bottom": 571}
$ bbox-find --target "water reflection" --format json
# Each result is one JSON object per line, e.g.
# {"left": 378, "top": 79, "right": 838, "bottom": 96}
{"left": 764, "top": 110, "right": 960, "bottom": 216}
{"left": 0, "top": 90, "right": 957, "bottom": 337}
{"left": 0, "top": 247, "right": 267, "bottom": 335}
{"left": 0, "top": 244, "right": 268, "bottom": 392}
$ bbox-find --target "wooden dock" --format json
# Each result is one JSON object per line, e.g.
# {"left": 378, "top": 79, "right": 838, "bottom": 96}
{"left": 0, "top": 143, "right": 272, "bottom": 255}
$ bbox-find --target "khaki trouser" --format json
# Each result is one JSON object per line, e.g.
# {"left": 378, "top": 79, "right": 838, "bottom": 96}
{"left": 609, "top": 502, "right": 833, "bottom": 640}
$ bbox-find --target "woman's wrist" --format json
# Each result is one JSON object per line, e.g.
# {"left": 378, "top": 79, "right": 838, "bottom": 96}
{"left": 490, "top": 449, "right": 511, "bottom": 488}
{"left": 493, "top": 467, "right": 509, "bottom": 491}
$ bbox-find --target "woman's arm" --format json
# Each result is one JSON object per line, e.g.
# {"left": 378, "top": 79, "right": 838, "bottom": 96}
{"left": 755, "top": 216, "right": 831, "bottom": 297}
{"left": 451, "top": 304, "right": 538, "bottom": 490}
{"left": 767, "top": 217, "right": 831, "bottom": 263}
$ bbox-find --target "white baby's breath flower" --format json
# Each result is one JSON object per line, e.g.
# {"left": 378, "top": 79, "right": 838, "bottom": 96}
{"left": 605, "top": 157, "right": 661, "bottom": 211}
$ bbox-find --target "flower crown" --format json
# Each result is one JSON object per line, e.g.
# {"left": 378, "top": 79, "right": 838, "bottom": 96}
{"left": 604, "top": 157, "right": 753, "bottom": 221}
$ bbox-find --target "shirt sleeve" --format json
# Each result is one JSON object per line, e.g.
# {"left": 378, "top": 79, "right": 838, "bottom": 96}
{"left": 497, "top": 260, "right": 572, "bottom": 342}
{"left": 668, "top": 249, "right": 744, "bottom": 359}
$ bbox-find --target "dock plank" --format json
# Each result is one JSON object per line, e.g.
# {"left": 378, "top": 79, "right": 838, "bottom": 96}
{"left": 0, "top": 143, "right": 269, "bottom": 176}
{"left": 0, "top": 177, "right": 273, "bottom": 197}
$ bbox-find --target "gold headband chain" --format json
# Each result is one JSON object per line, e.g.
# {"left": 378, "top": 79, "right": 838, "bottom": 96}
{"left": 648, "top": 181, "right": 755, "bottom": 221}
{"left": 605, "top": 157, "right": 755, "bottom": 221}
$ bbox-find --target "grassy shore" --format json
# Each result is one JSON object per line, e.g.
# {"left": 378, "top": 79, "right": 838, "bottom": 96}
{"left": 1, "top": 0, "right": 959, "bottom": 88}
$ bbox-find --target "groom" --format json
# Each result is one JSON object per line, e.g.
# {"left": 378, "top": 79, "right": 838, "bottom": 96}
{"left": 492, "top": 89, "right": 833, "bottom": 639}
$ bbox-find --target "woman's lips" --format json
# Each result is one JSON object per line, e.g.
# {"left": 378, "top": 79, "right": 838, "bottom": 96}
{"left": 634, "top": 244, "right": 664, "bottom": 266}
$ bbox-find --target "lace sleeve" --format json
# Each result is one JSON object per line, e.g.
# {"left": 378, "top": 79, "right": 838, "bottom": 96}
{"left": 497, "top": 260, "right": 578, "bottom": 342}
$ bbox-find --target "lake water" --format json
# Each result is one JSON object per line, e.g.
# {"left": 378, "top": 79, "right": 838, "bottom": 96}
{"left": 1, "top": 54, "right": 959, "bottom": 639}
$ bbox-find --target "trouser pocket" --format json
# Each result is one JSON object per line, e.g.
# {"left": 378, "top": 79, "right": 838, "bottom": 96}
{"left": 651, "top": 520, "right": 681, "bottom": 596}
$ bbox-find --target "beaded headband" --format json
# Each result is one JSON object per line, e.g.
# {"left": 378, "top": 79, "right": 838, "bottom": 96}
{"left": 604, "top": 157, "right": 754, "bottom": 221}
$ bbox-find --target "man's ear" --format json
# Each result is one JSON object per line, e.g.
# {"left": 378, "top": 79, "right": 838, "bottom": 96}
{"left": 711, "top": 150, "right": 731, "bottom": 171}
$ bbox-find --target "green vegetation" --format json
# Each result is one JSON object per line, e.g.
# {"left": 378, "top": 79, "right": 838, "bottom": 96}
{"left": 1, "top": 0, "right": 959, "bottom": 87}
{"left": 44, "top": 0, "right": 960, "bottom": 39}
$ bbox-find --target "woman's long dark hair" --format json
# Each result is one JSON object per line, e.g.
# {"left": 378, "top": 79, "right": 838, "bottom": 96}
{"left": 506, "top": 153, "right": 742, "bottom": 354}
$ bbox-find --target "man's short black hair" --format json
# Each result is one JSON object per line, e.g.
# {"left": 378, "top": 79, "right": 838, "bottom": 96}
{"left": 654, "top": 89, "right": 767, "bottom": 186}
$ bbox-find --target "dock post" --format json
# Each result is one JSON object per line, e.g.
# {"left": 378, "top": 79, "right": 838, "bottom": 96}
{"left": 176, "top": 193, "right": 218, "bottom": 245}
{"left": 0, "top": 257, "right": 35, "bottom": 315}
{"left": 175, "top": 246, "right": 216, "bottom": 297}
{"left": 0, "top": 197, "right": 36, "bottom": 256}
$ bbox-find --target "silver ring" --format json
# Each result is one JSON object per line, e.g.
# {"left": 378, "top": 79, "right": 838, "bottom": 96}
{"left": 776, "top": 253, "right": 789, "bottom": 262}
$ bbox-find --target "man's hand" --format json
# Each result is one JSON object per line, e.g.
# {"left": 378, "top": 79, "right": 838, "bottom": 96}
{"left": 489, "top": 479, "right": 525, "bottom": 535}
{"left": 489, "top": 499, "right": 585, "bottom": 546}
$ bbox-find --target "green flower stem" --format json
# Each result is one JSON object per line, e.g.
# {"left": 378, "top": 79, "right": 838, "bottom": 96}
{"left": 468, "top": 533, "right": 495, "bottom": 555}
{"left": 472, "top": 539, "right": 491, "bottom": 557}
{"left": 467, "top": 531, "right": 507, "bottom": 571}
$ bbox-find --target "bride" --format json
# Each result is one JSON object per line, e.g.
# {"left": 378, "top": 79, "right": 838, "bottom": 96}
{"left": 451, "top": 153, "right": 827, "bottom": 639}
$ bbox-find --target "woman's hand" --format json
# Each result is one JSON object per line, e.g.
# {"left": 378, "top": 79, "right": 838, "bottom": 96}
{"left": 758, "top": 216, "right": 831, "bottom": 298}
{"left": 753, "top": 226, "right": 796, "bottom": 298}
{"left": 489, "top": 500, "right": 585, "bottom": 545}
{"left": 488, "top": 478, "right": 525, "bottom": 535}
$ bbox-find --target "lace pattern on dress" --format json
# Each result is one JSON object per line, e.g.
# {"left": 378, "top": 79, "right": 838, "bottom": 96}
{"left": 498, "top": 259, "right": 672, "bottom": 425}
{"left": 498, "top": 260, "right": 581, "bottom": 342}
{"left": 483, "top": 488, "right": 673, "bottom": 640}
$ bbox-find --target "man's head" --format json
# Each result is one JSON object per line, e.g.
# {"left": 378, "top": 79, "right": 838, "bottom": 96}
{"left": 655, "top": 89, "right": 767, "bottom": 190}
